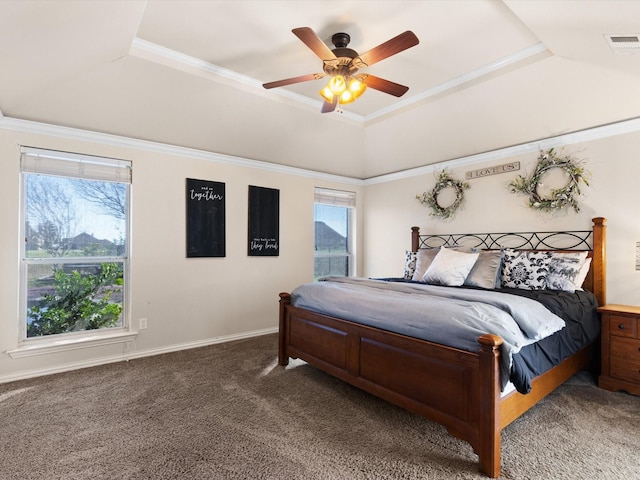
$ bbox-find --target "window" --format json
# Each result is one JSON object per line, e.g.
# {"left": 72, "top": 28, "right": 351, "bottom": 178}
{"left": 20, "top": 147, "right": 131, "bottom": 341}
{"left": 314, "top": 188, "right": 355, "bottom": 279}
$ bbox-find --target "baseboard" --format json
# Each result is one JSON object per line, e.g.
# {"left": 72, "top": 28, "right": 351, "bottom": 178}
{"left": 0, "top": 327, "right": 278, "bottom": 385}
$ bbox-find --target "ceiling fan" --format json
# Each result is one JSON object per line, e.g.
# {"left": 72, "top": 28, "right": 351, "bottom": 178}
{"left": 262, "top": 27, "right": 419, "bottom": 113}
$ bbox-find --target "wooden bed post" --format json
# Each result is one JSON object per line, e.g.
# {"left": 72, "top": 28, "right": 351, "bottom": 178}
{"left": 278, "top": 292, "right": 291, "bottom": 366}
{"left": 411, "top": 226, "right": 420, "bottom": 252}
{"left": 477, "top": 333, "right": 503, "bottom": 479}
{"left": 591, "top": 217, "right": 606, "bottom": 307}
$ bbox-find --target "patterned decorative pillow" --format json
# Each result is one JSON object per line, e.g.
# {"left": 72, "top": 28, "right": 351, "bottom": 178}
{"left": 422, "top": 247, "right": 479, "bottom": 286}
{"left": 403, "top": 250, "right": 417, "bottom": 280}
{"left": 573, "top": 257, "right": 592, "bottom": 290}
{"left": 545, "top": 251, "right": 588, "bottom": 293}
{"left": 501, "top": 249, "right": 552, "bottom": 290}
{"left": 464, "top": 250, "right": 503, "bottom": 289}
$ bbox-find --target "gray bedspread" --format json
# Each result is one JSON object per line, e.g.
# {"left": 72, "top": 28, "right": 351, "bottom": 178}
{"left": 290, "top": 277, "right": 566, "bottom": 388}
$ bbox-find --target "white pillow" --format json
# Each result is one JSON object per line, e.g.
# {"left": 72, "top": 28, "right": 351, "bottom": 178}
{"left": 422, "top": 247, "right": 480, "bottom": 286}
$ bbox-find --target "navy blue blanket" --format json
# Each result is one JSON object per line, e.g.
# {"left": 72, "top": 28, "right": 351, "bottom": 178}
{"left": 499, "top": 287, "right": 599, "bottom": 393}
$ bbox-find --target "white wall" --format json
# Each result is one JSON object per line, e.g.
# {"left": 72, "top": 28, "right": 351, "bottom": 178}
{"left": 362, "top": 55, "right": 640, "bottom": 179}
{"left": 2, "top": 119, "right": 640, "bottom": 383}
{"left": 0, "top": 126, "right": 362, "bottom": 382}
{"left": 362, "top": 129, "right": 640, "bottom": 306}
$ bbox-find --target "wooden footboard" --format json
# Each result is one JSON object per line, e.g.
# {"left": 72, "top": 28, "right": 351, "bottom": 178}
{"left": 279, "top": 293, "right": 504, "bottom": 477}
{"left": 278, "top": 294, "right": 595, "bottom": 477}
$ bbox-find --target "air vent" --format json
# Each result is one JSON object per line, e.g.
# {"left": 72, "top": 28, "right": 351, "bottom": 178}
{"left": 605, "top": 34, "right": 640, "bottom": 54}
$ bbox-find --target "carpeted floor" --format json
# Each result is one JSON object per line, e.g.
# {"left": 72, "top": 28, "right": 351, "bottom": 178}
{"left": 1, "top": 333, "right": 639, "bottom": 479}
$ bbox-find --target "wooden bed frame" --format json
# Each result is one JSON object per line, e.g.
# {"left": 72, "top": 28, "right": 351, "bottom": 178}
{"left": 278, "top": 217, "right": 606, "bottom": 478}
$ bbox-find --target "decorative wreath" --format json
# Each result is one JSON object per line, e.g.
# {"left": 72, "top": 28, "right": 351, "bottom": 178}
{"left": 508, "top": 148, "right": 589, "bottom": 213}
{"left": 416, "top": 170, "right": 469, "bottom": 219}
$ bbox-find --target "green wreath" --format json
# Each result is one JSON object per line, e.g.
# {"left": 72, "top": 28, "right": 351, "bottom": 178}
{"left": 416, "top": 170, "right": 469, "bottom": 219}
{"left": 509, "top": 148, "right": 589, "bottom": 213}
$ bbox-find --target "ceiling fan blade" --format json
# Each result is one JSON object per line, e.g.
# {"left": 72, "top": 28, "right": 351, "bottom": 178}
{"left": 355, "top": 31, "right": 419, "bottom": 67}
{"left": 263, "top": 73, "right": 325, "bottom": 89}
{"left": 362, "top": 75, "right": 409, "bottom": 97}
{"left": 292, "top": 27, "right": 337, "bottom": 61}
{"left": 321, "top": 96, "right": 338, "bottom": 113}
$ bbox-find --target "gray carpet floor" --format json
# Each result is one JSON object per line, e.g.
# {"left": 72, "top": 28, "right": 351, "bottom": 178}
{"left": 1, "top": 333, "right": 638, "bottom": 479}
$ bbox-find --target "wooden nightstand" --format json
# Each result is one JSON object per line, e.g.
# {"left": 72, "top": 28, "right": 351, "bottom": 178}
{"left": 598, "top": 304, "right": 640, "bottom": 396}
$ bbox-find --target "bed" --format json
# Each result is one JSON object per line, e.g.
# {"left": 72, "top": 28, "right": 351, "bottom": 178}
{"left": 278, "top": 217, "right": 606, "bottom": 478}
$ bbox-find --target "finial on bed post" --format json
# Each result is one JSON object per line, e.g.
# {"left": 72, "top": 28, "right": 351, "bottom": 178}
{"left": 411, "top": 226, "right": 420, "bottom": 252}
{"left": 591, "top": 217, "right": 606, "bottom": 307}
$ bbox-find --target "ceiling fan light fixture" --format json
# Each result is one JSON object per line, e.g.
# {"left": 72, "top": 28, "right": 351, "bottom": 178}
{"left": 340, "top": 90, "right": 355, "bottom": 104}
{"left": 319, "top": 75, "right": 367, "bottom": 105}
{"left": 319, "top": 75, "right": 347, "bottom": 103}
{"left": 348, "top": 78, "right": 366, "bottom": 99}
{"left": 328, "top": 75, "right": 347, "bottom": 94}
{"left": 319, "top": 85, "right": 335, "bottom": 103}
{"left": 340, "top": 78, "right": 367, "bottom": 105}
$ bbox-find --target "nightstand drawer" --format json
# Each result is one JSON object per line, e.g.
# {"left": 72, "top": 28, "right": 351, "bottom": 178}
{"left": 609, "top": 315, "right": 637, "bottom": 338}
{"left": 610, "top": 337, "right": 640, "bottom": 361}
{"left": 610, "top": 360, "right": 640, "bottom": 384}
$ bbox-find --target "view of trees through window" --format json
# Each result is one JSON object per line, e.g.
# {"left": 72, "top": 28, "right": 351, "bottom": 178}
{"left": 24, "top": 173, "right": 128, "bottom": 338}
{"left": 314, "top": 203, "right": 351, "bottom": 278}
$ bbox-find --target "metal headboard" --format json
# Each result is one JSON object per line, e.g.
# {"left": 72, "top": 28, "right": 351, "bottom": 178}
{"left": 413, "top": 230, "right": 593, "bottom": 251}
{"left": 410, "top": 218, "right": 607, "bottom": 307}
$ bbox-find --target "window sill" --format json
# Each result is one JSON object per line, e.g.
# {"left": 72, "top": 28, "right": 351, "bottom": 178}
{"left": 6, "top": 330, "right": 137, "bottom": 359}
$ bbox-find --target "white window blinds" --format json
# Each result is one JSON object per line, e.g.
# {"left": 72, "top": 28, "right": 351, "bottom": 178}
{"left": 20, "top": 146, "right": 132, "bottom": 183}
{"left": 314, "top": 187, "right": 356, "bottom": 207}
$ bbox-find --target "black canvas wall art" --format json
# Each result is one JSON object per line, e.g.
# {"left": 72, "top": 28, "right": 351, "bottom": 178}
{"left": 248, "top": 185, "right": 279, "bottom": 256}
{"left": 186, "top": 178, "right": 225, "bottom": 257}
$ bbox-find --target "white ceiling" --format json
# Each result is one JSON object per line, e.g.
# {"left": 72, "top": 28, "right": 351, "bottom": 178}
{"left": 2, "top": 1, "right": 640, "bottom": 178}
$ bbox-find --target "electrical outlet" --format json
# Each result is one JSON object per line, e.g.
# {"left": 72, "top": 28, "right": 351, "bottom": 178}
{"left": 139, "top": 317, "right": 148, "bottom": 330}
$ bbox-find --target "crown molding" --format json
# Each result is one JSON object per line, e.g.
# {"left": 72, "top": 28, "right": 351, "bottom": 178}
{"left": 0, "top": 116, "right": 363, "bottom": 186}
{"left": 2, "top": 114, "right": 640, "bottom": 187}
{"left": 364, "top": 116, "right": 640, "bottom": 185}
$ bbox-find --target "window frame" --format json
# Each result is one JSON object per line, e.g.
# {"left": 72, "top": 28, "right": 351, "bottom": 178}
{"left": 313, "top": 187, "right": 356, "bottom": 278}
{"left": 17, "top": 147, "right": 132, "bottom": 350}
